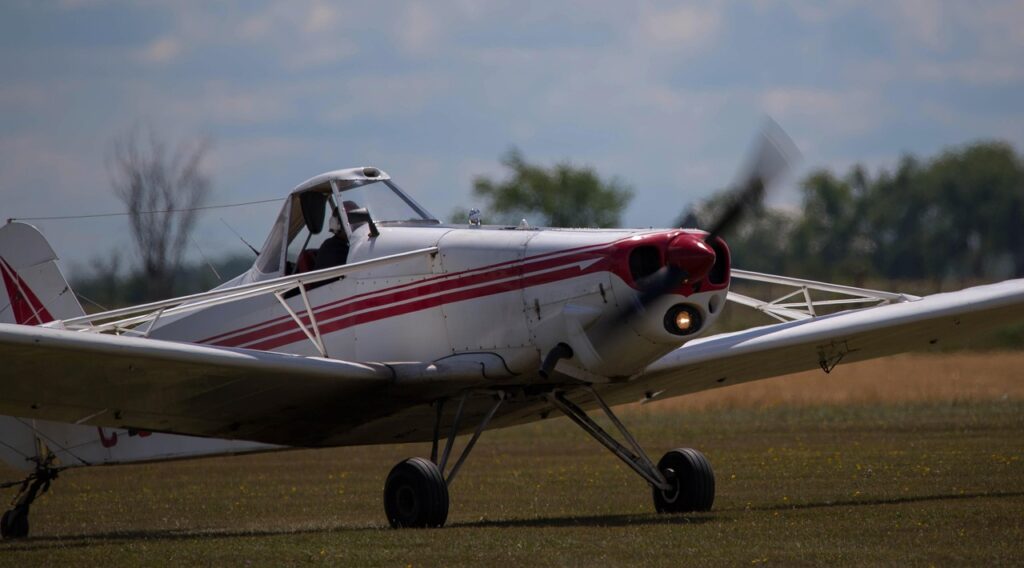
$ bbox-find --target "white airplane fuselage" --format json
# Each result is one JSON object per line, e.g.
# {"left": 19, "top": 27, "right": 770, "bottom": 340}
{"left": 150, "top": 224, "right": 731, "bottom": 381}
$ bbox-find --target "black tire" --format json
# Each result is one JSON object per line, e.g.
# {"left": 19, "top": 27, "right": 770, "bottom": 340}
{"left": 384, "top": 457, "right": 449, "bottom": 528}
{"left": 0, "top": 506, "right": 29, "bottom": 539}
{"left": 652, "top": 448, "right": 715, "bottom": 513}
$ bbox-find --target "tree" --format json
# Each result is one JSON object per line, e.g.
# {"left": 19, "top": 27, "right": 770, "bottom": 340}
{"left": 788, "top": 166, "right": 875, "bottom": 282}
{"left": 687, "top": 140, "right": 1024, "bottom": 285}
{"left": 863, "top": 143, "right": 1024, "bottom": 284}
{"left": 471, "top": 148, "right": 633, "bottom": 228}
{"left": 108, "top": 126, "right": 212, "bottom": 300}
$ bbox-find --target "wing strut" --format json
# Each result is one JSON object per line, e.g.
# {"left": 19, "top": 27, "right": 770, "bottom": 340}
{"left": 728, "top": 269, "right": 920, "bottom": 322}
{"left": 50, "top": 246, "right": 438, "bottom": 336}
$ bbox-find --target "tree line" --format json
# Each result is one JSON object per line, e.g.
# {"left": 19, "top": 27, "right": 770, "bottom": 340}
{"left": 690, "top": 141, "right": 1024, "bottom": 287}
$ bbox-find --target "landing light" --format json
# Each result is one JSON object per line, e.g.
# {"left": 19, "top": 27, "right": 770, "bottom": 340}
{"left": 664, "top": 304, "right": 702, "bottom": 336}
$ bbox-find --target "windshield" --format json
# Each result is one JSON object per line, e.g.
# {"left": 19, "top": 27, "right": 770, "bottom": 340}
{"left": 339, "top": 179, "right": 436, "bottom": 224}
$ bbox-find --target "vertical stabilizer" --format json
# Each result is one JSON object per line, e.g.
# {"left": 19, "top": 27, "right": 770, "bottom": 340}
{"left": 0, "top": 222, "right": 85, "bottom": 324}
{"left": 0, "top": 222, "right": 274, "bottom": 473}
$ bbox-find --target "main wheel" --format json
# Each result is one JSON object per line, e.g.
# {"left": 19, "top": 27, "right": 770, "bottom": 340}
{"left": 0, "top": 506, "right": 29, "bottom": 539}
{"left": 384, "top": 457, "right": 449, "bottom": 528}
{"left": 653, "top": 448, "right": 715, "bottom": 513}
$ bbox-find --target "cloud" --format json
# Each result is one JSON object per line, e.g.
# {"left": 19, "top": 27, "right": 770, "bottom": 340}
{"left": 204, "top": 136, "right": 307, "bottom": 180}
{"left": 325, "top": 74, "right": 449, "bottom": 123}
{"left": 396, "top": 2, "right": 443, "bottom": 55}
{"left": 56, "top": 0, "right": 109, "bottom": 10}
{"left": 0, "top": 84, "right": 55, "bottom": 110}
{"left": 836, "top": 1, "right": 1024, "bottom": 87}
{"left": 118, "top": 80, "right": 302, "bottom": 128}
{"left": 141, "top": 2, "right": 359, "bottom": 70}
{"left": 137, "top": 36, "right": 182, "bottom": 64}
{"left": 5, "top": 0, "right": 1024, "bottom": 244}
{"left": 640, "top": 2, "right": 722, "bottom": 52}
{"left": 760, "top": 88, "right": 881, "bottom": 135}
{"left": 891, "top": 0, "right": 947, "bottom": 51}
{"left": 914, "top": 59, "right": 1024, "bottom": 85}
{"left": 781, "top": 0, "right": 860, "bottom": 24}
{"left": 304, "top": 1, "right": 339, "bottom": 33}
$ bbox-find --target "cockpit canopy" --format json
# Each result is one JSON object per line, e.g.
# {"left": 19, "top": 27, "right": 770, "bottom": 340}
{"left": 255, "top": 167, "right": 437, "bottom": 275}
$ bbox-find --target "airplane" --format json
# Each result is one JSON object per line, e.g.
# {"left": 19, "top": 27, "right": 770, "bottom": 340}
{"left": 1, "top": 126, "right": 1023, "bottom": 539}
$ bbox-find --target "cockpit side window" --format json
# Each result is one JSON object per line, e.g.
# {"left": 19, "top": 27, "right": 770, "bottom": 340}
{"left": 285, "top": 188, "right": 352, "bottom": 274}
{"left": 255, "top": 206, "right": 288, "bottom": 274}
{"left": 255, "top": 177, "right": 436, "bottom": 276}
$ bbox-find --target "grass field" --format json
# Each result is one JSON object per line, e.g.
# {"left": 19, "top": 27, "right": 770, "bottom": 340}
{"left": 2, "top": 354, "right": 1023, "bottom": 566}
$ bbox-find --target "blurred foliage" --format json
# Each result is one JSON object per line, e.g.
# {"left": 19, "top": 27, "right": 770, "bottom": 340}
{"left": 468, "top": 147, "right": 633, "bottom": 228}
{"left": 685, "top": 140, "right": 1024, "bottom": 286}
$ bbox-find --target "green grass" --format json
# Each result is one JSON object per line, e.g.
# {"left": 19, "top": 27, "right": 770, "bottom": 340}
{"left": 2, "top": 401, "right": 1023, "bottom": 566}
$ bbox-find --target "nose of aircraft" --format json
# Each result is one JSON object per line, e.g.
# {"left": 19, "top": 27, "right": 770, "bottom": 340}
{"left": 665, "top": 234, "right": 716, "bottom": 283}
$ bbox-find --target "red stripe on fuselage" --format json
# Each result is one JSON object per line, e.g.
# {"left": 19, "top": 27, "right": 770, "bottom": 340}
{"left": 243, "top": 257, "right": 608, "bottom": 351}
{"left": 203, "top": 241, "right": 616, "bottom": 347}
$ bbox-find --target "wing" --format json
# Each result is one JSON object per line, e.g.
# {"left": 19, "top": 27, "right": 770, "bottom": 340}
{"left": 0, "top": 323, "right": 400, "bottom": 446}
{"left": 597, "top": 278, "right": 1024, "bottom": 406}
{"left": 4, "top": 279, "right": 1022, "bottom": 452}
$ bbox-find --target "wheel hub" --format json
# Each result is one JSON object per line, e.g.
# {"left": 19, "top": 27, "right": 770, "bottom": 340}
{"left": 659, "top": 467, "right": 682, "bottom": 503}
{"left": 395, "top": 484, "right": 418, "bottom": 518}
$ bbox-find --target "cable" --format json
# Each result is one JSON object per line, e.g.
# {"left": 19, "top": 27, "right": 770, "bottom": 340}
{"left": 0, "top": 438, "right": 32, "bottom": 462}
{"left": 13, "top": 418, "right": 91, "bottom": 467}
{"left": 74, "top": 292, "right": 109, "bottom": 312}
{"left": 7, "top": 197, "right": 282, "bottom": 223}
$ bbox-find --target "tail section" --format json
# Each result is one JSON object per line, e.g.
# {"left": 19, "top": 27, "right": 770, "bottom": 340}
{"left": 0, "top": 418, "right": 277, "bottom": 472}
{"left": 0, "top": 222, "right": 84, "bottom": 324}
{"left": 0, "top": 222, "right": 274, "bottom": 473}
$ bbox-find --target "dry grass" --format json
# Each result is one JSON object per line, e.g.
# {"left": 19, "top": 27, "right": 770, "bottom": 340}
{"left": 637, "top": 352, "right": 1024, "bottom": 412}
{"left": 1, "top": 353, "right": 1023, "bottom": 566}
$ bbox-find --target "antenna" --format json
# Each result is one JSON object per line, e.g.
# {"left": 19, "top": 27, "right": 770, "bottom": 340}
{"left": 190, "top": 235, "right": 222, "bottom": 282}
{"left": 220, "top": 218, "right": 259, "bottom": 257}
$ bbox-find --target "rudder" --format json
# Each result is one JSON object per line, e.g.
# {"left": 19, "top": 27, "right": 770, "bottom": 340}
{"left": 0, "top": 222, "right": 84, "bottom": 325}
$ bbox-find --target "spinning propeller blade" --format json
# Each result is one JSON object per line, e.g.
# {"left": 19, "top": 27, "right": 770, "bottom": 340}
{"left": 704, "top": 118, "right": 799, "bottom": 242}
{"left": 615, "top": 119, "right": 799, "bottom": 324}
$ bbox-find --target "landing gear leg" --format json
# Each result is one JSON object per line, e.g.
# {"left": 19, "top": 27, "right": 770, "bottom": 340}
{"left": 384, "top": 391, "right": 505, "bottom": 528}
{"left": 546, "top": 387, "right": 715, "bottom": 514}
{"left": 1, "top": 465, "right": 58, "bottom": 539}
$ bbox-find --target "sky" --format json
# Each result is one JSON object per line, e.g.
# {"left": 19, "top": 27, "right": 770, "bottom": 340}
{"left": 1, "top": 0, "right": 1023, "bottom": 277}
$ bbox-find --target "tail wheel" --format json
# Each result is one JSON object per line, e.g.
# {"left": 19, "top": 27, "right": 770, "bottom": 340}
{"left": 653, "top": 448, "right": 715, "bottom": 513}
{"left": 384, "top": 457, "right": 449, "bottom": 528}
{"left": 0, "top": 505, "right": 30, "bottom": 539}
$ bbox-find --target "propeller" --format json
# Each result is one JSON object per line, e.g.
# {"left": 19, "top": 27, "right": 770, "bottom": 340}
{"left": 617, "top": 119, "right": 799, "bottom": 324}
{"left": 702, "top": 118, "right": 798, "bottom": 242}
